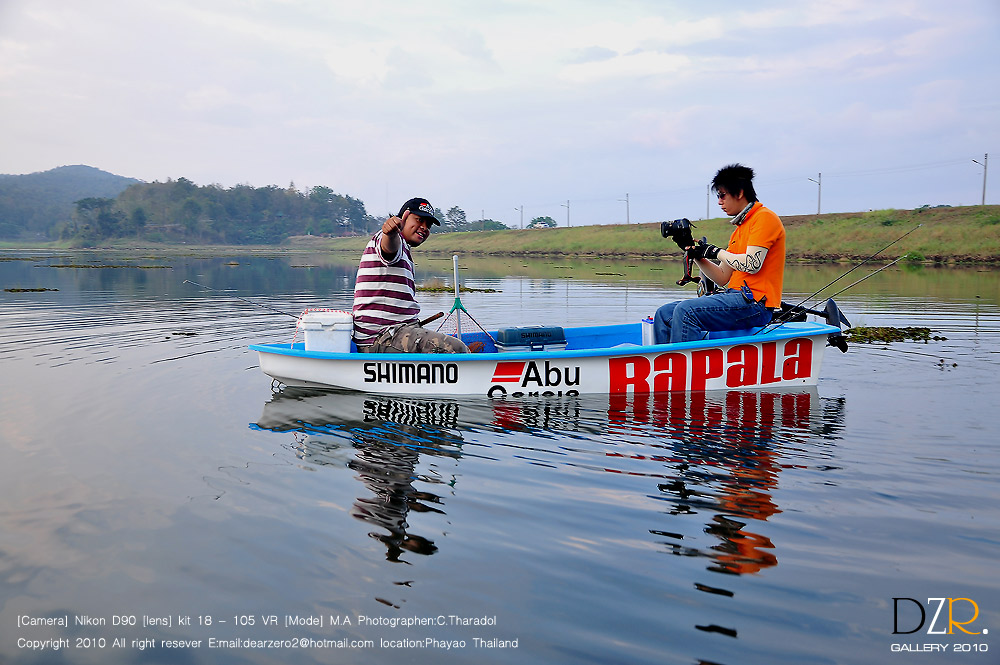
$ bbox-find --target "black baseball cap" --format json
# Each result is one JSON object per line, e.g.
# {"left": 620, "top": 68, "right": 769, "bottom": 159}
{"left": 398, "top": 197, "right": 440, "bottom": 225}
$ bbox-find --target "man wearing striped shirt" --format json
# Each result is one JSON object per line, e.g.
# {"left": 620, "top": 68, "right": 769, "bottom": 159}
{"left": 352, "top": 197, "right": 469, "bottom": 353}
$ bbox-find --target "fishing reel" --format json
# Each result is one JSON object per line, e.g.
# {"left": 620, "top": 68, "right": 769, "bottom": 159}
{"left": 775, "top": 299, "right": 852, "bottom": 353}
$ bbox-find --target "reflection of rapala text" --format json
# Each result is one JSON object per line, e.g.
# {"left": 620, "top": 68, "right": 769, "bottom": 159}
{"left": 489, "top": 360, "right": 581, "bottom": 398}
{"left": 363, "top": 399, "right": 459, "bottom": 428}
{"left": 609, "top": 339, "right": 813, "bottom": 392}
{"left": 363, "top": 362, "right": 459, "bottom": 384}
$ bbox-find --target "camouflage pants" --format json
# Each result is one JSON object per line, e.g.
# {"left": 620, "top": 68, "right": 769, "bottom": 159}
{"left": 359, "top": 323, "right": 470, "bottom": 354}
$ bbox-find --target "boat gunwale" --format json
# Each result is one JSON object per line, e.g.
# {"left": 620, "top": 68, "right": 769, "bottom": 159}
{"left": 250, "top": 321, "right": 841, "bottom": 362}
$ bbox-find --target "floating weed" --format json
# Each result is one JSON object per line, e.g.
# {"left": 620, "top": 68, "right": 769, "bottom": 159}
{"left": 417, "top": 276, "right": 498, "bottom": 293}
{"left": 417, "top": 284, "right": 498, "bottom": 293}
{"left": 43, "top": 264, "right": 170, "bottom": 269}
{"left": 845, "top": 326, "right": 946, "bottom": 343}
{"left": 5, "top": 287, "right": 59, "bottom": 292}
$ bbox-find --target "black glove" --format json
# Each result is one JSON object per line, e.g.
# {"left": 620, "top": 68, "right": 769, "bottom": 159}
{"left": 687, "top": 239, "right": 720, "bottom": 261}
{"left": 669, "top": 219, "right": 694, "bottom": 251}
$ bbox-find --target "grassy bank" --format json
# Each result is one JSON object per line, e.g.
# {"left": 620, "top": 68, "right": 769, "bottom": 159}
{"left": 3, "top": 205, "right": 998, "bottom": 263}
{"left": 286, "top": 205, "right": 1000, "bottom": 264}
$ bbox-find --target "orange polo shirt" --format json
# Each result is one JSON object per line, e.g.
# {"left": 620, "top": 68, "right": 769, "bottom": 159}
{"left": 725, "top": 202, "right": 785, "bottom": 307}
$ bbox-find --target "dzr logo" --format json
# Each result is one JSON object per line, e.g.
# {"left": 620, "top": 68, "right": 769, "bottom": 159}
{"left": 893, "top": 597, "right": 985, "bottom": 635}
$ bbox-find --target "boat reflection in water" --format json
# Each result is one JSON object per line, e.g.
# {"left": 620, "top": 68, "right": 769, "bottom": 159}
{"left": 492, "top": 389, "right": 844, "bottom": 582}
{"left": 254, "top": 386, "right": 845, "bottom": 646}
{"left": 609, "top": 390, "right": 844, "bottom": 578}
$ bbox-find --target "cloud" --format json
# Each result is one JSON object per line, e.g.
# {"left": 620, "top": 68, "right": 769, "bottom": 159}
{"left": 0, "top": 0, "right": 997, "bottom": 219}
{"left": 567, "top": 46, "right": 618, "bottom": 64}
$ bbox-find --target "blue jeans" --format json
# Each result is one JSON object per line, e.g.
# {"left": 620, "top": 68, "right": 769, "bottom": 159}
{"left": 653, "top": 289, "right": 773, "bottom": 344}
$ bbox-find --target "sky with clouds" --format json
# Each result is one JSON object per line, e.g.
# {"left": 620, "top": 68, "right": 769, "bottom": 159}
{"left": 1, "top": 0, "right": 998, "bottom": 226}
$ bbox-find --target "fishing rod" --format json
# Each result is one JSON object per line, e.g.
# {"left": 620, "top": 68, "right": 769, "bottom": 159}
{"left": 761, "top": 254, "right": 907, "bottom": 345}
{"left": 185, "top": 279, "right": 444, "bottom": 326}
{"left": 767, "top": 223, "right": 922, "bottom": 330}
{"left": 784, "top": 223, "right": 921, "bottom": 313}
{"left": 824, "top": 254, "right": 907, "bottom": 300}
{"left": 183, "top": 280, "right": 299, "bottom": 318}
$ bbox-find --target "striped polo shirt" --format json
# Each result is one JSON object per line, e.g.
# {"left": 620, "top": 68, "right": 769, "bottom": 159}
{"left": 352, "top": 232, "right": 420, "bottom": 346}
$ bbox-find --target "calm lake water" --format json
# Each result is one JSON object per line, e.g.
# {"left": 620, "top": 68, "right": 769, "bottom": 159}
{"left": 1, "top": 249, "right": 998, "bottom": 665}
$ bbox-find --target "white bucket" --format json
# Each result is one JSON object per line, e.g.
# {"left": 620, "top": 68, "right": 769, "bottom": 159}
{"left": 641, "top": 317, "right": 655, "bottom": 346}
{"left": 299, "top": 310, "right": 353, "bottom": 353}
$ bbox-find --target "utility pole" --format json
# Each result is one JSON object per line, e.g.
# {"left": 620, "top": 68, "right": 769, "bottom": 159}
{"left": 515, "top": 205, "right": 523, "bottom": 229}
{"left": 808, "top": 172, "right": 822, "bottom": 214}
{"left": 973, "top": 153, "right": 988, "bottom": 205}
{"left": 618, "top": 193, "right": 630, "bottom": 224}
{"left": 562, "top": 200, "right": 570, "bottom": 227}
{"left": 706, "top": 184, "right": 710, "bottom": 219}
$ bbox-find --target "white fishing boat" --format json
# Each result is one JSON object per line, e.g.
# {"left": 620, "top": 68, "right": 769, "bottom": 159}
{"left": 247, "top": 251, "right": 860, "bottom": 397}
{"left": 251, "top": 315, "right": 846, "bottom": 398}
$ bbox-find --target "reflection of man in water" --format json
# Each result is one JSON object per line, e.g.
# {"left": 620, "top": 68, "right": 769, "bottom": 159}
{"left": 348, "top": 431, "right": 445, "bottom": 562}
{"left": 344, "top": 402, "right": 465, "bottom": 563}
{"left": 692, "top": 392, "right": 791, "bottom": 574}
{"left": 258, "top": 390, "right": 462, "bottom": 564}
{"left": 611, "top": 391, "right": 817, "bottom": 575}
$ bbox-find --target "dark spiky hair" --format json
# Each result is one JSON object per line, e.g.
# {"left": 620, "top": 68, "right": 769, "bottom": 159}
{"left": 712, "top": 164, "right": 757, "bottom": 202}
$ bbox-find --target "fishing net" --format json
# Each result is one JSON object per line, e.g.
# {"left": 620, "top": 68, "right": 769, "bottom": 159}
{"left": 435, "top": 296, "right": 496, "bottom": 353}
{"left": 433, "top": 258, "right": 498, "bottom": 353}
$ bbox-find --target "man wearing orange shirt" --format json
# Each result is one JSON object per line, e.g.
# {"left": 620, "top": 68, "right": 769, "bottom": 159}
{"left": 653, "top": 164, "right": 785, "bottom": 344}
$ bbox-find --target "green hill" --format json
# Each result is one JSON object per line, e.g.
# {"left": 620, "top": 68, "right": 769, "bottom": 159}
{"left": 0, "top": 165, "right": 141, "bottom": 240}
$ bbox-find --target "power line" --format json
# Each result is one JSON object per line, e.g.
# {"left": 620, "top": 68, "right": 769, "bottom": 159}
{"left": 824, "top": 158, "right": 970, "bottom": 179}
{"left": 520, "top": 156, "right": 980, "bottom": 212}
{"left": 478, "top": 152, "right": 992, "bottom": 226}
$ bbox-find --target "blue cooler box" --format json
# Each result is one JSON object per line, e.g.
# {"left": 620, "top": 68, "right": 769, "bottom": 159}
{"left": 496, "top": 326, "right": 567, "bottom": 352}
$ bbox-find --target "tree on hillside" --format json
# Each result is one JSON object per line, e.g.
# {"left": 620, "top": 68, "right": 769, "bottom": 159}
{"left": 444, "top": 206, "right": 467, "bottom": 232}
{"left": 72, "top": 197, "right": 124, "bottom": 245}
{"left": 180, "top": 198, "right": 203, "bottom": 236}
{"left": 126, "top": 207, "right": 147, "bottom": 236}
{"left": 471, "top": 218, "right": 509, "bottom": 231}
{"left": 74, "top": 197, "right": 123, "bottom": 234}
{"left": 171, "top": 177, "right": 196, "bottom": 199}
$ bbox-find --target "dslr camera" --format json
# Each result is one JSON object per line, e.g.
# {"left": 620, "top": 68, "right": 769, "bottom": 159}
{"left": 660, "top": 218, "right": 694, "bottom": 248}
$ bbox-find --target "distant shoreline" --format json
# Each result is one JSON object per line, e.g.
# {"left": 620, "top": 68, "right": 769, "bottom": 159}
{"left": 3, "top": 205, "right": 999, "bottom": 264}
